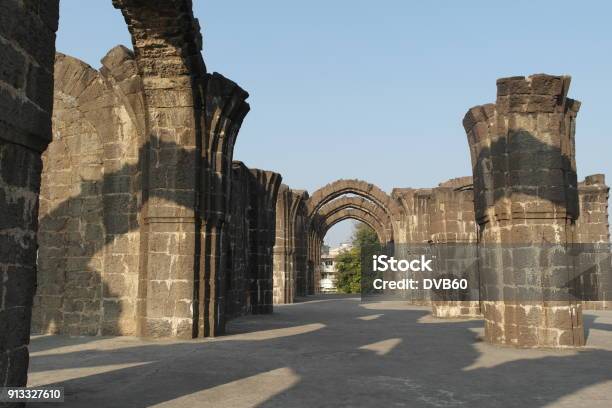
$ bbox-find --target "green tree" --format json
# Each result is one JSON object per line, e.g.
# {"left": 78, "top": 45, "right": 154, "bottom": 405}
{"left": 352, "top": 223, "right": 379, "bottom": 248}
{"left": 334, "top": 223, "right": 379, "bottom": 293}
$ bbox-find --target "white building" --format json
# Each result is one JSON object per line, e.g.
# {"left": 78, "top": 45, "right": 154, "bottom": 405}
{"left": 320, "top": 242, "right": 354, "bottom": 293}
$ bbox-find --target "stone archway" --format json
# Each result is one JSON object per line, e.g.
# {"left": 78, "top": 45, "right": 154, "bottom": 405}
{"left": 315, "top": 196, "right": 394, "bottom": 244}
{"left": 318, "top": 208, "right": 389, "bottom": 244}
{"left": 304, "top": 179, "right": 400, "bottom": 295}
{"left": 307, "top": 179, "right": 402, "bottom": 222}
{"left": 0, "top": 0, "right": 258, "bottom": 388}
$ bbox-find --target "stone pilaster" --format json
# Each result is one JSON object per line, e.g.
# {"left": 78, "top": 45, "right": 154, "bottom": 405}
{"left": 306, "top": 231, "right": 317, "bottom": 295}
{"left": 225, "top": 162, "right": 252, "bottom": 318}
{"left": 274, "top": 185, "right": 307, "bottom": 304}
{"left": 248, "top": 170, "right": 282, "bottom": 313}
{"left": 198, "top": 73, "right": 249, "bottom": 337}
{"left": 293, "top": 193, "right": 309, "bottom": 298}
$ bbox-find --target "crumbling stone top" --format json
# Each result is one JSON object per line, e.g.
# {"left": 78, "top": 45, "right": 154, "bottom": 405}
{"left": 582, "top": 174, "right": 606, "bottom": 186}
{"left": 438, "top": 176, "right": 473, "bottom": 191}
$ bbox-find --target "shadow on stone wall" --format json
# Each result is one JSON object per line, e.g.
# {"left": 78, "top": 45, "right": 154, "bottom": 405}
{"left": 33, "top": 137, "right": 202, "bottom": 336}
{"left": 471, "top": 129, "right": 579, "bottom": 225}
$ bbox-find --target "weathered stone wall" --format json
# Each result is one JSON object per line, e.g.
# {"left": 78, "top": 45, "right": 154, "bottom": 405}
{"left": 464, "top": 74, "right": 584, "bottom": 347}
{"left": 293, "top": 196, "right": 309, "bottom": 297}
{"left": 248, "top": 169, "right": 282, "bottom": 313}
{"left": 34, "top": 48, "right": 145, "bottom": 337}
{"left": 576, "top": 174, "right": 609, "bottom": 243}
{"left": 273, "top": 186, "right": 309, "bottom": 304}
{"left": 273, "top": 185, "right": 293, "bottom": 304}
{"left": 197, "top": 73, "right": 250, "bottom": 337}
{"left": 387, "top": 181, "right": 478, "bottom": 307}
{"left": 0, "top": 0, "right": 59, "bottom": 393}
{"left": 32, "top": 46, "right": 277, "bottom": 341}
{"left": 428, "top": 180, "right": 479, "bottom": 318}
{"left": 114, "top": 0, "right": 206, "bottom": 340}
{"left": 576, "top": 174, "right": 610, "bottom": 309}
{"left": 225, "top": 164, "right": 284, "bottom": 313}
{"left": 225, "top": 161, "right": 252, "bottom": 319}
{"left": 391, "top": 188, "right": 432, "bottom": 244}
{"left": 429, "top": 182, "right": 476, "bottom": 244}
{"left": 30, "top": 38, "right": 290, "bottom": 345}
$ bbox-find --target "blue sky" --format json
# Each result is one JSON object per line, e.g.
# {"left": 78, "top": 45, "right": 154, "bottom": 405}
{"left": 57, "top": 1, "right": 612, "bottom": 246}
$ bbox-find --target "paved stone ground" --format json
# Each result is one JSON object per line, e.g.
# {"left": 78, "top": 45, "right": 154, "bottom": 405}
{"left": 28, "top": 295, "right": 612, "bottom": 407}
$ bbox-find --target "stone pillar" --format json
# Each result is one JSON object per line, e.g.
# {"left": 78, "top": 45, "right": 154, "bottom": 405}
{"left": 306, "top": 231, "right": 317, "bottom": 295}
{"left": 198, "top": 73, "right": 249, "bottom": 337}
{"left": 391, "top": 188, "right": 432, "bottom": 244}
{"left": 391, "top": 188, "right": 433, "bottom": 305}
{"left": 576, "top": 174, "right": 610, "bottom": 310}
{"left": 428, "top": 180, "right": 480, "bottom": 318}
{"left": 114, "top": 0, "right": 206, "bottom": 339}
{"left": 0, "top": 0, "right": 59, "bottom": 394}
{"left": 273, "top": 185, "right": 291, "bottom": 304}
{"left": 248, "top": 170, "right": 282, "bottom": 314}
{"left": 313, "top": 236, "right": 322, "bottom": 294}
{"left": 273, "top": 185, "right": 306, "bottom": 304}
{"left": 225, "top": 162, "right": 252, "bottom": 318}
{"left": 293, "top": 197, "right": 309, "bottom": 297}
{"left": 464, "top": 74, "right": 583, "bottom": 347}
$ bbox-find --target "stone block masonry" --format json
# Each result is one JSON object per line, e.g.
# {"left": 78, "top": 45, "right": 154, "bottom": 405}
{"left": 273, "top": 185, "right": 309, "bottom": 304}
{"left": 33, "top": 47, "right": 284, "bottom": 340}
{"left": 576, "top": 175, "right": 610, "bottom": 310}
{"left": 0, "top": 5, "right": 611, "bottom": 399}
{"left": 34, "top": 48, "right": 145, "bottom": 337}
{"left": 0, "top": 0, "right": 59, "bottom": 396}
{"left": 247, "top": 169, "right": 282, "bottom": 314}
{"left": 428, "top": 180, "right": 480, "bottom": 318}
{"left": 464, "top": 74, "right": 585, "bottom": 347}
{"left": 225, "top": 163, "right": 282, "bottom": 315}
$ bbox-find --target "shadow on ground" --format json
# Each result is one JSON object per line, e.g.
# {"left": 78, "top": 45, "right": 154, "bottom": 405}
{"left": 27, "top": 295, "right": 612, "bottom": 408}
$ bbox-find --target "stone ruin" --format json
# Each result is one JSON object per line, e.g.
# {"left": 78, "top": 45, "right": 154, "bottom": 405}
{"left": 33, "top": 47, "right": 288, "bottom": 338}
{"left": 1, "top": 0, "right": 610, "bottom": 396}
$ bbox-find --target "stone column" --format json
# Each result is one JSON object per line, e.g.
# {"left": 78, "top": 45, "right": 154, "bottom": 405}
{"left": 114, "top": 0, "right": 206, "bottom": 339}
{"left": 306, "top": 231, "right": 317, "bottom": 295}
{"left": 273, "top": 185, "right": 291, "bottom": 304}
{"left": 313, "top": 236, "right": 322, "bottom": 294}
{"left": 274, "top": 185, "right": 305, "bottom": 305}
{"left": 248, "top": 170, "right": 282, "bottom": 314}
{"left": 576, "top": 175, "right": 610, "bottom": 310}
{"left": 428, "top": 180, "right": 480, "bottom": 318}
{"left": 0, "top": 0, "right": 59, "bottom": 392}
{"left": 464, "top": 74, "right": 583, "bottom": 347}
{"left": 391, "top": 188, "right": 433, "bottom": 305}
{"left": 293, "top": 197, "right": 309, "bottom": 297}
{"left": 198, "top": 73, "right": 249, "bottom": 337}
{"left": 225, "top": 161, "right": 251, "bottom": 318}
